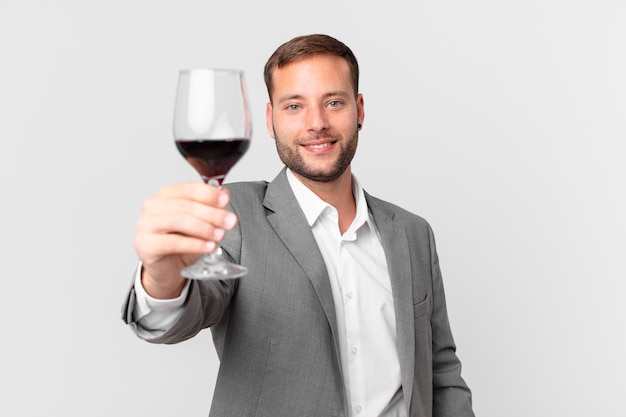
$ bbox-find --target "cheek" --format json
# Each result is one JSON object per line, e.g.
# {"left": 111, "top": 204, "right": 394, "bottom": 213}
{"left": 272, "top": 117, "right": 298, "bottom": 139}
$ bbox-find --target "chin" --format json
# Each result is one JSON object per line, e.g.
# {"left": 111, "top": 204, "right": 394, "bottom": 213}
{"left": 294, "top": 166, "right": 347, "bottom": 183}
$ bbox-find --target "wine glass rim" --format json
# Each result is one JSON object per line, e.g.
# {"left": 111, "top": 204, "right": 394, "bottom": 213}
{"left": 179, "top": 68, "right": 244, "bottom": 75}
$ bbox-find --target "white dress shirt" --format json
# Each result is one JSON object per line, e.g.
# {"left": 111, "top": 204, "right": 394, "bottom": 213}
{"left": 133, "top": 170, "right": 405, "bottom": 416}
{"left": 286, "top": 170, "right": 404, "bottom": 417}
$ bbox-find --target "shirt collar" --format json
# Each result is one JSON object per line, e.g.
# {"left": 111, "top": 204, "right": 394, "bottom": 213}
{"left": 286, "top": 168, "right": 371, "bottom": 233}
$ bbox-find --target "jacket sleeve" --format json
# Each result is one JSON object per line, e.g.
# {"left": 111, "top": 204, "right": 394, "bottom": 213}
{"left": 428, "top": 224, "right": 475, "bottom": 417}
{"left": 121, "top": 273, "right": 237, "bottom": 345}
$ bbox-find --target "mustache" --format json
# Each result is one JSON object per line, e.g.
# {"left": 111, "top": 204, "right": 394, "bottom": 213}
{"left": 297, "top": 133, "right": 341, "bottom": 143}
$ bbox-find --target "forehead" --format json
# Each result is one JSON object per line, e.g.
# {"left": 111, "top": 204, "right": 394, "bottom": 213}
{"left": 271, "top": 55, "right": 353, "bottom": 100}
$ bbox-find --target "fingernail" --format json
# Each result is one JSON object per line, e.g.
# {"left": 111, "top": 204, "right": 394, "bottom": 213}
{"left": 213, "top": 228, "right": 225, "bottom": 240}
{"left": 224, "top": 213, "right": 237, "bottom": 229}
{"left": 217, "top": 193, "right": 229, "bottom": 207}
{"left": 206, "top": 241, "right": 217, "bottom": 252}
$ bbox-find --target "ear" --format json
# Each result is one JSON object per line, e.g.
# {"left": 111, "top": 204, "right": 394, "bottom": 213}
{"left": 266, "top": 102, "right": 275, "bottom": 139}
{"left": 356, "top": 93, "right": 365, "bottom": 128}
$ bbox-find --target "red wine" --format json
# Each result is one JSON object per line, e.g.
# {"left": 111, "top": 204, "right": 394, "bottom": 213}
{"left": 176, "top": 139, "right": 250, "bottom": 185}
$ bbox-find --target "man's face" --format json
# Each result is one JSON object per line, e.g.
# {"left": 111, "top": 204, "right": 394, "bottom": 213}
{"left": 266, "top": 55, "right": 364, "bottom": 183}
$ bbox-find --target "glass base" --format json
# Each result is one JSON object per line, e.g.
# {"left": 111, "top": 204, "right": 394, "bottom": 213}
{"left": 181, "top": 251, "right": 247, "bottom": 280}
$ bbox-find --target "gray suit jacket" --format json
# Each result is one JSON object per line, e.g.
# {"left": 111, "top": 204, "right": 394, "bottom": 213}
{"left": 122, "top": 168, "right": 473, "bottom": 417}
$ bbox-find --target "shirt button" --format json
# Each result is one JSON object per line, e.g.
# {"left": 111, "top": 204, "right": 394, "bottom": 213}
{"left": 351, "top": 347, "right": 358, "bottom": 355}
{"left": 346, "top": 291, "right": 353, "bottom": 300}
{"left": 356, "top": 405, "right": 363, "bottom": 414}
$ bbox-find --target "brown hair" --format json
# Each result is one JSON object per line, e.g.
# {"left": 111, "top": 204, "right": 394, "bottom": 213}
{"left": 263, "top": 34, "right": 360, "bottom": 102}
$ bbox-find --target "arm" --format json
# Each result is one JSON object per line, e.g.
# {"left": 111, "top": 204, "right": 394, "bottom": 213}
{"left": 428, "top": 225, "right": 475, "bottom": 417}
{"left": 122, "top": 182, "right": 239, "bottom": 343}
{"left": 121, "top": 263, "right": 189, "bottom": 340}
{"left": 133, "top": 181, "right": 237, "bottom": 298}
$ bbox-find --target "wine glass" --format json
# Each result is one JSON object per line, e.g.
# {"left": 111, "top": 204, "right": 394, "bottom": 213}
{"left": 173, "top": 68, "right": 252, "bottom": 280}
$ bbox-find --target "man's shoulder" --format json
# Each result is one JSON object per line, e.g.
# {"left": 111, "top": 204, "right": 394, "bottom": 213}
{"left": 365, "top": 193, "right": 431, "bottom": 229}
{"left": 222, "top": 180, "right": 271, "bottom": 210}
{"left": 220, "top": 180, "right": 272, "bottom": 228}
{"left": 225, "top": 179, "right": 270, "bottom": 196}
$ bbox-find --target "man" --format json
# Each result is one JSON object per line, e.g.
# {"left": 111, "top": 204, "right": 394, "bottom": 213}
{"left": 123, "top": 34, "right": 474, "bottom": 417}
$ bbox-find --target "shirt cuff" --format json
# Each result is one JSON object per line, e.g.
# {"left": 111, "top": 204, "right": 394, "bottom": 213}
{"left": 132, "top": 262, "right": 190, "bottom": 335}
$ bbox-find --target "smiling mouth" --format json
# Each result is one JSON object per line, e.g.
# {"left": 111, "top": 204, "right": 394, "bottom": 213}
{"left": 304, "top": 141, "right": 336, "bottom": 149}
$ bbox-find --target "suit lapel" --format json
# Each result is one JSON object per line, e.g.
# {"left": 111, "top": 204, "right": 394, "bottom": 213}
{"left": 263, "top": 169, "right": 341, "bottom": 357}
{"left": 263, "top": 171, "right": 415, "bottom": 412}
{"left": 366, "top": 193, "right": 416, "bottom": 412}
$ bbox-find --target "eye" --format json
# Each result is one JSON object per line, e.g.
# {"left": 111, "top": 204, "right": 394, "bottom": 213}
{"left": 287, "top": 104, "right": 300, "bottom": 111}
{"left": 327, "top": 100, "right": 341, "bottom": 108}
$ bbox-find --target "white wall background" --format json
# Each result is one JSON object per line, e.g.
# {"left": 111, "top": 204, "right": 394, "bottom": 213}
{"left": 1, "top": 1, "right": 624, "bottom": 416}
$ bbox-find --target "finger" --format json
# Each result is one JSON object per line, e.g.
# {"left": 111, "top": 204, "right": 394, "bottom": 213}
{"left": 137, "top": 211, "right": 229, "bottom": 242}
{"left": 135, "top": 233, "right": 217, "bottom": 260}
{"left": 141, "top": 198, "right": 238, "bottom": 231}
{"left": 156, "top": 182, "right": 231, "bottom": 208}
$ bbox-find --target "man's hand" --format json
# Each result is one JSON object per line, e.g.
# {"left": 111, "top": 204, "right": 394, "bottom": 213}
{"left": 133, "top": 182, "right": 238, "bottom": 299}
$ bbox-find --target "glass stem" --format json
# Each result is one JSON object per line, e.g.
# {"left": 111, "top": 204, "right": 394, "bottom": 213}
{"left": 207, "top": 177, "right": 224, "bottom": 260}
{"left": 208, "top": 178, "right": 223, "bottom": 188}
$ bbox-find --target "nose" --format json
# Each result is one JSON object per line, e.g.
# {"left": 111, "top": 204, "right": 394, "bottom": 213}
{"left": 305, "top": 106, "right": 329, "bottom": 133}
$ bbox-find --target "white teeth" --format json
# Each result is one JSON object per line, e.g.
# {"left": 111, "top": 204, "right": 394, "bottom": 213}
{"left": 307, "top": 143, "right": 331, "bottom": 149}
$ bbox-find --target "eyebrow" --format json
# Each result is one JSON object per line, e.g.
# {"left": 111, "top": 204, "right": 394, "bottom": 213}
{"left": 276, "top": 90, "right": 350, "bottom": 104}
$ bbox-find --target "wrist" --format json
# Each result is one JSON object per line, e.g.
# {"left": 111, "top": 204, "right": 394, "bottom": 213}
{"left": 140, "top": 267, "right": 187, "bottom": 300}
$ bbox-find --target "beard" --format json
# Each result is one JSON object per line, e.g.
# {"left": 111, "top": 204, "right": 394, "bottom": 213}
{"left": 273, "top": 128, "right": 359, "bottom": 182}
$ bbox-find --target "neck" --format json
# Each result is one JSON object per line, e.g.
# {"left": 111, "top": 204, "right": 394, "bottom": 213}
{"left": 292, "top": 168, "right": 356, "bottom": 234}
